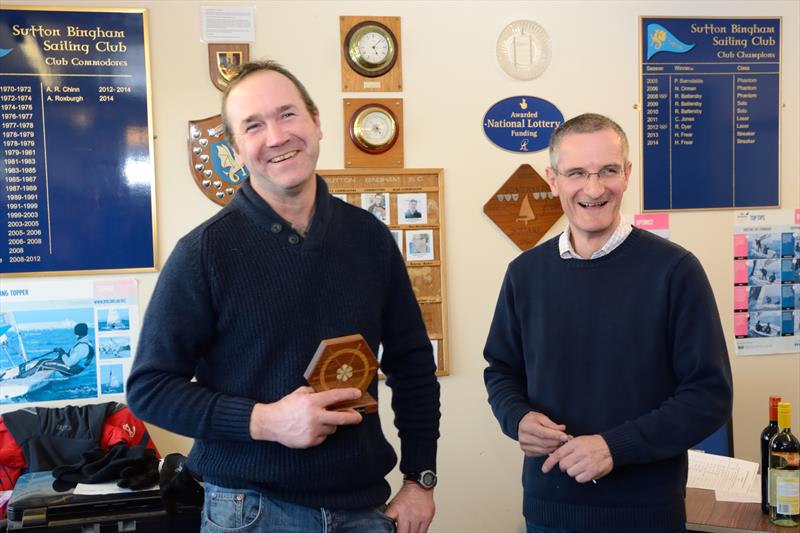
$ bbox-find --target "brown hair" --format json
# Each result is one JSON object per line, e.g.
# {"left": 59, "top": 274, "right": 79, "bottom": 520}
{"left": 221, "top": 60, "right": 318, "bottom": 146}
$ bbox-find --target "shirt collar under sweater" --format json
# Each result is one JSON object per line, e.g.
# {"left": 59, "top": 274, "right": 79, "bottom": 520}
{"left": 558, "top": 217, "right": 633, "bottom": 260}
{"left": 234, "top": 175, "right": 333, "bottom": 253}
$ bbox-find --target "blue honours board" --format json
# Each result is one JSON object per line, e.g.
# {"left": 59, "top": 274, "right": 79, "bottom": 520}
{"left": 0, "top": 7, "right": 155, "bottom": 275}
{"left": 641, "top": 18, "right": 780, "bottom": 211}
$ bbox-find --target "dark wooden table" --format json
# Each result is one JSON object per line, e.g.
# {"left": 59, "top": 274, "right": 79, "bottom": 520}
{"left": 687, "top": 488, "right": 799, "bottom": 532}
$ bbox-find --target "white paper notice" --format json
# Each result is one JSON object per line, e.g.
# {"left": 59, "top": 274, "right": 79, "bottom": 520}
{"left": 202, "top": 6, "right": 255, "bottom": 42}
{"left": 715, "top": 474, "right": 761, "bottom": 503}
{"left": 687, "top": 450, "right": 759, "bottom": 493}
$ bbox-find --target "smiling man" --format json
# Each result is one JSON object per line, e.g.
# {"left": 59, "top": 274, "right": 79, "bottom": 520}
{"left": 127, "top": 60, "right": 440, "bottom": 533}
{"left": 483, "top": 113, "right": 732, "bottom": 533}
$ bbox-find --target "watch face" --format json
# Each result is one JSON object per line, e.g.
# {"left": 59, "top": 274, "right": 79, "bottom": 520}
{"left": 345, "top": 21, "right": 398, "bottom": 77}
{"left": 350, "top": 104, "right": 398, "bottom": 154}
{"left": 420, "top": 471, "right": 437, "bottom": 488}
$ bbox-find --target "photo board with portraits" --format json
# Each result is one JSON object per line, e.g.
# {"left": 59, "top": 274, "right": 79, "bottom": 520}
{"left": 320, "top": 168, "right": 449, "bottom": 376}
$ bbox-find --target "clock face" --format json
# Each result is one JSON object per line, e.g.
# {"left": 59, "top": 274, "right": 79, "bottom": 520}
{"left": 350, "top": 104, "right": 398, "bottom": 154}
{"left": 345, "top": 21, "right": 398, "bottom": 77}
{"left": 357, "top": 31, "right": 390, "bottom": 65}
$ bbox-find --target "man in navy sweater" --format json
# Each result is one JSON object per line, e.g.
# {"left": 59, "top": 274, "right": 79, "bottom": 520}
{"left": 483, "top": 113, "right": 732, "bottom": 533}
{"left": 127, "top": 60, "right": 440, "bottom": 533}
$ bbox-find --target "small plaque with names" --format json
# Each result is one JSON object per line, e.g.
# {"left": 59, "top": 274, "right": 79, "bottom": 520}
{"left": 484, "top": 164, "right": 563, "bottom": 250}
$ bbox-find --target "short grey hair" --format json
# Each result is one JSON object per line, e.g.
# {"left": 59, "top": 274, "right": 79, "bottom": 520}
{"left": 548, "top": 113, "right": 629, "bottom": 169}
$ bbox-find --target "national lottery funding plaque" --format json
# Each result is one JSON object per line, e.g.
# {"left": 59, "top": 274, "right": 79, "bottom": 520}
{"left": 0, "top": 7, "right": 156, "bottom": 275}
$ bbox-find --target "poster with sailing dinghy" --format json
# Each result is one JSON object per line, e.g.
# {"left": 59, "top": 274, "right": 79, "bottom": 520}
{"left": 0, "top": 278, "right": 139, "bottom": 407}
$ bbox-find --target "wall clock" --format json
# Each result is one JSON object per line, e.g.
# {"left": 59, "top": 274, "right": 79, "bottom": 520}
{"left": 496, "top": 20, "right": 552, "bottom": 80}
{"left": 340, "top": 16, "right": 403, "bottom": 91}
{"left": 345, "top": 20, "right": 398, "bottom": 78}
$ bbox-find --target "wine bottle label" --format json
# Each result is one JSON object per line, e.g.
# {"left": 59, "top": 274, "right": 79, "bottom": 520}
{"left": 771, "top": 451, "right": 800, "bottom": 467}
{"left": 773, "top": 470, "right": 800, "bottom": 516}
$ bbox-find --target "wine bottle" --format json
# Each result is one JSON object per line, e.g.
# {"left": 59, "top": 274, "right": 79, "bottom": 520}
{"left": 769, "top": 402, "right": 800, "bottom": 527}
{"left": 762, "top": 395, "right": 782, "bottom": 513}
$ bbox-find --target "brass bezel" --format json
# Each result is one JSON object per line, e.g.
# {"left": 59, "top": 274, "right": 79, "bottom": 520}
{"left": 345, "top": 21, "right": 398, "bottom": 77}
{"left": 350, "top": 104, "right": 398, "bottom": 154}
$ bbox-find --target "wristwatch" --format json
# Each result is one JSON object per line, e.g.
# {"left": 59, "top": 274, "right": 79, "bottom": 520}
{"left": 403, "top": 470, "right": 437, "bottom": 489}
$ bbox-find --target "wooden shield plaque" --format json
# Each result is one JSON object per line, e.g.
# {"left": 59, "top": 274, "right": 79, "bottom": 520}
{"left": 188, "top": 114, "right": 249, "bottom": 206}
{"left": 483, "top": 164, "right": 563, "bottom": 250}
{"left": 208, "top": 43, "right": 249, "bottom": 92}
{"left": 304, "top": 334, "right": 378, "bottom": 414}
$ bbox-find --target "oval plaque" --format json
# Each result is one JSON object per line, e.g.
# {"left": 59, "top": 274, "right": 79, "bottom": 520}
{"left": 482, "top": 96, "right": 564, "bottom": 153}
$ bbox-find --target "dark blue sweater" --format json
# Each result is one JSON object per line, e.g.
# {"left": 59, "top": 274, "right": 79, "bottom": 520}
{"left": 484, "top": 228, "right": 732, "bottom": 533}
{"left": 127, "top": 177, "right": 440, "bottom": 509}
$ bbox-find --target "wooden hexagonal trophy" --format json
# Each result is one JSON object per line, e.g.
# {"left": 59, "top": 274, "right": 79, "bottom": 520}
{"left": 304, "top": 334, "right": 379, "bottom": 414}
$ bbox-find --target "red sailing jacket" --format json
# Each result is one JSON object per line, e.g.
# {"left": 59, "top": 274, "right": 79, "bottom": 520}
{"left": 0, "top": 402, "right": 158, "bottom": 492}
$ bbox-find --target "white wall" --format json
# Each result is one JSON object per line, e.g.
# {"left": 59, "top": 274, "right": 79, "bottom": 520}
{"left": 4, "top": 1, "right": 799, "bottom": 532}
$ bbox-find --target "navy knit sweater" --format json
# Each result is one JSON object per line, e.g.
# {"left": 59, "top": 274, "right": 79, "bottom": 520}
{"left": 484, "top": 228, "right": 732, "bottom": 533}
{"left": 127, "top": 177, "right": 440, "bottom": 509}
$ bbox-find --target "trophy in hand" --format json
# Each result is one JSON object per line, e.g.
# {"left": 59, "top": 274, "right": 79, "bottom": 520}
{"left": 304, "top": 334, "right": 379, "bottom": 414}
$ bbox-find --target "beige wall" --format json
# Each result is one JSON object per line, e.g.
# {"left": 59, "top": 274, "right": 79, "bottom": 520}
{"left": 4, "top": 1, "right": 800, "bottom": 532}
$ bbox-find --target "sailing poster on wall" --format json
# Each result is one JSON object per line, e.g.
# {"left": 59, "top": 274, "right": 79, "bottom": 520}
{"left": 733, "top": 209, "right": 800, "bottom": 356}
{"left": 0, "top": 278, "right": 139, "bottom": 407}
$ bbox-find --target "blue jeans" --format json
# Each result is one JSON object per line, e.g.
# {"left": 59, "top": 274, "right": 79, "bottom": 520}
{"left": 201, "top": 482, "right": 396, "bottom": 532}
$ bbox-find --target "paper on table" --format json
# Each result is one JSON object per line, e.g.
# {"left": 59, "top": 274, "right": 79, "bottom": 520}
{"left": 715, "top": 474, "right": 761, "bottom": 503}
{"left": 72, "top": 480, "right": 158, "bottom": 495}
{"left": 687, "top": 450, "right": 759, "bottom": 493}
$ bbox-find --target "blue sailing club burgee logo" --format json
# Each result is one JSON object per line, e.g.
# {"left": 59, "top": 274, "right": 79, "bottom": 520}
{"left": 647, "top": 24, "right": 695, "bottom": 60}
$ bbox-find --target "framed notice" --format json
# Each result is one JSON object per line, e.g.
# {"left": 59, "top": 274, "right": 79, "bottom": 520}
{"left": 319, "top": 168, "right": 449, "bottom": 376}
{"left": 640, "top": 17, "right": 780, "bottom": 211}
{"left": 0, "top": 7, "right": 156, "bottom": 275}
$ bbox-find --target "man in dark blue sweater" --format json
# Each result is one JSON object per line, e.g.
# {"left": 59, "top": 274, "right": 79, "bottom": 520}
{"left": 484, "top": 113, "right": 732, "bottom": 533}
{"left": 127, "top": 60, "right": 440, "bottom": 533}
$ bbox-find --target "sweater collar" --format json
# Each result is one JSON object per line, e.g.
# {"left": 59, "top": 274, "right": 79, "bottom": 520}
{"left": 234, "top": 175, "right": 333, "bottom": 252}
{"left": 558, "top": 217, "right": 633, "bottom": 260}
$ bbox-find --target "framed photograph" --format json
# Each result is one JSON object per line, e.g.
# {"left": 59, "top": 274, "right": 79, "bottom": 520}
{"left": 397, "top": 192, "right": 428, "bottom": 224}
{"left": 361, "top": 192, "right": 390, "bottom": 224}
{"left": 332, "top": 193, "right": 349, "bottom": 203}
{"left": 406, "top": 229, "right": 434, "bottom": 261}
{"left": 390, "top": 230, "right": 403, "bottom": 253}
